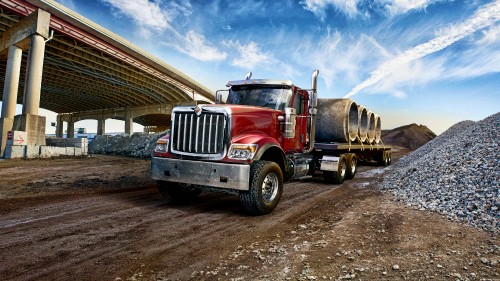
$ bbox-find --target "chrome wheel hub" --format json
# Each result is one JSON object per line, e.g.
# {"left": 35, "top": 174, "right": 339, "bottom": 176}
{"left": 262, "top": 173, "right": 279, "bottom": 203}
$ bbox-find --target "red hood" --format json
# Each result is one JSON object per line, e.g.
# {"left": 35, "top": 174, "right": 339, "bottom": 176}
{"left": 222, "top": 104, "right": 282, "bottom": 142}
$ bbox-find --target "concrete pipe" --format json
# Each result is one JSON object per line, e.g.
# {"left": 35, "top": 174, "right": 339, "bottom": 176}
{"left": 367, "top": 111, "right": 376, "bottom": 144}
{"left": 357, "top": 106, "right": 368, "bottom": 143}
{"left": 374, "top": 114, "right": 382, "bottom": 144}
{"left": 316, "top": 98, "right": 358, "bottom": 143}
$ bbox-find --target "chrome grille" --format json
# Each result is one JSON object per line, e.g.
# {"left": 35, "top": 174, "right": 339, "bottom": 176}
{"left": 172, "top": 112, "right": 226, "bottom": 155}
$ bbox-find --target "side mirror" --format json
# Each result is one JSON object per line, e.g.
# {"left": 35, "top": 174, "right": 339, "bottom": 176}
{"left": 215, "top": 90, "right": 229, "bottom": 104}
{"left": 282, "top": 107, "right": 296, "bottom": 138}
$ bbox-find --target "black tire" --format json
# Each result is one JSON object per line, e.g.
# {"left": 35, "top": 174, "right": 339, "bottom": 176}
{"left": 157, "top": 180, "right": 201, "bottom": 202}
{"left": 377, "top": 150, "right": 389, "bottom": 166}
{"left": 324, "top": 154, "right": 347, "bottom": 184}
{"left": 240, "top": 161, "right": 283, "bottom": 215}
{"left": 345, "top": 153, "right": 357, "bottom": 180}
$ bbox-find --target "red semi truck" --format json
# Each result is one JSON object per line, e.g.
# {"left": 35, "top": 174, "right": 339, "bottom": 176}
{"left": 151, "top": 70, "right": 391, "bottom": 215}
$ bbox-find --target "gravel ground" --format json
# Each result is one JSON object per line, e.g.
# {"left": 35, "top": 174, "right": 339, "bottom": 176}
{"left": 381, "top": 113, "right": 499, "bottom": 233}
{"left": 1, "top": 152, "right": 497, "bottom": 280}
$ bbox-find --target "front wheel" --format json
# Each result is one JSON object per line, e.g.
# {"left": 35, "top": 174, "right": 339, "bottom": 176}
{"left": 240, "top": 161, "right": 283, "bottom": 215}
{"left": 157, "top": 180, "right": 202, "bottom": 202}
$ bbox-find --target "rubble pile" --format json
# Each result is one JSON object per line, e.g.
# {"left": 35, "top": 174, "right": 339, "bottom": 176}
{"left": 381, "top": 113, "right": 499, "bottom": 232}
{"left": 89, "top": 131, "right": 167, "bottom": 158}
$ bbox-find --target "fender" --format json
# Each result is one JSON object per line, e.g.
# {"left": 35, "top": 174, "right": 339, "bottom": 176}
{"left": 231, "top": 133, "right": 288, "bottom": 177}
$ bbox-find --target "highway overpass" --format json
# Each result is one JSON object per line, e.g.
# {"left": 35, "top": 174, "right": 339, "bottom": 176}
{"left": 0, "top": 0, "right": 214, "bottom": 157}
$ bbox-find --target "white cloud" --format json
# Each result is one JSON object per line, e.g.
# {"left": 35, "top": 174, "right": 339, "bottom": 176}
{"left": 103, "top": 0, "right": 227, "bottom": 62}
{"left": 300, "top": 0, "right": 443, "bottom": 19}
{"left": 344, "top": 1, "right": 500, "bottom": 98}
{"left": 226, "top": 41, "right": 272, "bottom": 69}
{"left": 223, "top": 41, "right": 297, "bottom": 77}
{"left": 102, "top": 0, "right": 171, "bottom": 31}
{"left": 382, "top": 0, "right": 435, "bottom": 15}
{"left": 300, "top": 0, "right": 359, "bottom": 19}
{"left": 174, "top": 31, "right": 228, "bottom": 61}
{"left": 292, "top": 30, "right": 391, "bottom": 91}
{"left": 366, "top": 22, "right": 500, "bottom": 97}
{"left": 476, "top": 23, "right": 500, "bottom": 45}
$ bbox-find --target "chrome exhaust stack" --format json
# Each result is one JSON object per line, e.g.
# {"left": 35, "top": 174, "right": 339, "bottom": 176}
{"left": 305, "top": 69, "right": 319, "bottom": 153}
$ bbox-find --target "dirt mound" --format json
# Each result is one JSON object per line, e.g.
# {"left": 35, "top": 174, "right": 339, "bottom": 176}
{"left": 382, "top": 123, "right": 436, "bottom": 149}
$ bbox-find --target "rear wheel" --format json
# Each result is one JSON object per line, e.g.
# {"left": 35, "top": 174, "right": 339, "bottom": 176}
{"left": 157, "top": 180, "right": 202, "bottom": 202}
{"left": 240, "top": 161, "right": 283, "bottom": 215}
{"left": 345, "top": 153, "right": 357, "bottom": 180}
{"left": 377, "top": 150, "right": 390, "bottom": 166}
{"left": 324, "top": 154, "right": 347, "bottom": 184}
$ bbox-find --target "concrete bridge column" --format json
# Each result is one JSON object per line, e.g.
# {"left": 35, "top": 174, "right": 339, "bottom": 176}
{"left": 67, "top": 117, "right": 75, "bottom": 138}
{"left": 22, "top": 34, "right": 46, "bottom": 116}
{"left": 125, "top": 109, "right": 133, "bottom": 135}
{"left": 56, "top": 115, "right": 63, "bottom": 138}
{"left": 13, "top": 33, "right": 48, "bottom": 146}
{"left": 97, "top": 118, "right": 106, "bottom": 136}
{"left": 0, "top": 45, "right": 23, "bottom": 157}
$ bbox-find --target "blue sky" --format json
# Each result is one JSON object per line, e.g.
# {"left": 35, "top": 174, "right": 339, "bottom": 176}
{"left": 12, "top": 0, "right": 500, "bottom": 134}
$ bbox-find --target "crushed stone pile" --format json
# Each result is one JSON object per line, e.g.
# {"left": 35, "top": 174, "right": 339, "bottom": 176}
{"left": 88, "top": 131, "right": 168, "bottom": 158}
{"left": 381, "top": 113, "right": 499, "bottom": 232}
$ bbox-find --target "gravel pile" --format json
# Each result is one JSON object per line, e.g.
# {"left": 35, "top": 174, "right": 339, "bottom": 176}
{"left": 88, "top": 131, "right": 168, "bottom": 158}
{"left": 381, "top": 113, "right": 499, "bottom": 232}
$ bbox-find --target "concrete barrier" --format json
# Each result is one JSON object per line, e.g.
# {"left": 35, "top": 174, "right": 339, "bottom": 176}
{"left": 46, "top": 137, "right": 88, "bottom": 154}
{"left": 3, "top": 145, "right": 24, "bottom": 159}
{"left": 40, "top": 146, "right": 67, "bottom": 158}
{"left": 25, "top": 145, "right": 40, "bottom": 158}
{"left": 2, "top": 137, "right": 88, "bottom": 159}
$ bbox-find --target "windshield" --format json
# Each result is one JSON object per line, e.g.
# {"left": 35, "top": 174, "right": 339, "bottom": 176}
{"left": 226, "top": 85, "right": 292, "bottom": 110}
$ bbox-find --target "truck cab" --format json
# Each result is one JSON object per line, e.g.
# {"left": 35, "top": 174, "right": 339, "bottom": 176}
{"left": 224, "top": 79, "right": 311, "bottom": 154}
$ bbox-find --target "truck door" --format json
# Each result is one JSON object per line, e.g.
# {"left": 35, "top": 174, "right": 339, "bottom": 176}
{"left": 294, "top": 91, "right": 308, "bottom": 151}
{"left": 282, "top": 90, "right": 308, "bottom": 153}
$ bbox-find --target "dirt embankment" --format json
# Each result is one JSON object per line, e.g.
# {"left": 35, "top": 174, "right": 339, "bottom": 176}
{"left": 382, "top": 123, "right": 436, "bottom": 150}
{"left": 0, "top": 153, "right": 497, "bottom": 281}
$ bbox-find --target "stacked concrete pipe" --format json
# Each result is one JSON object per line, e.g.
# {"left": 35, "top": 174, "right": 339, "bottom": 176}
{"left": 357, "top": 106, "right": 368, "bottom": 143}
{"left": 367, "top": 111, "right": 376, "bottom": 144}
{"left": 374, "top": 114, "right": 382, "bottom": 144}
{"left": 316, "top": 99, "right": 359, "bottom": 143}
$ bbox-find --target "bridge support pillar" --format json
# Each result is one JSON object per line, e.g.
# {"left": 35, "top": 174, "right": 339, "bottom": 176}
{"left": 56, "top": 115, "right": 63, "bottom": 138}
{"left": 67, "top": 117, "right": 75, "bottom": 138}
{"left": 97, "top": 118, "right": 106, "bottom": 135}
{"left": 16, "top": 34, "right": 47, "bottom": 146}
{"left": 0, "top": 45, "right": 23, "bottom": 157}
{"left": 125, "top": 109, "right": 133, "bottom": 135}
{"left": 22, "top": 34, "right": 46, "bottom": 116}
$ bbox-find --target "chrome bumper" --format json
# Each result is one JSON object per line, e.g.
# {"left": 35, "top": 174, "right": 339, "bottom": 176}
{"left": 150, "top": 157, "right": 250, "bottom": 191}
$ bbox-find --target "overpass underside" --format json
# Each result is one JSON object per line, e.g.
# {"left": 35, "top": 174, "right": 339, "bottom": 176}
{"left": 0, "top": 1, "right": 214, "bottom": 157}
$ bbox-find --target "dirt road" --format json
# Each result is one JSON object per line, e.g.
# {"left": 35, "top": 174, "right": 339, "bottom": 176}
{"left": 0, "top": 155, "right": 497, "bottom": 280}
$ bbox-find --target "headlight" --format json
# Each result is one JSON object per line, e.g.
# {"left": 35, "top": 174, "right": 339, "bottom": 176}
{"left": 228, "top": 144, "right": 258, "bottom": 160}
{"left": 154, "top": 137, "right": 169, "bottom": 153}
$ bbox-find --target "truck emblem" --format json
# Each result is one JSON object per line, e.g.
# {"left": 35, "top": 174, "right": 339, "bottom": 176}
{"left": 194, "top": 105, "right": 202, "bottom": 116}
